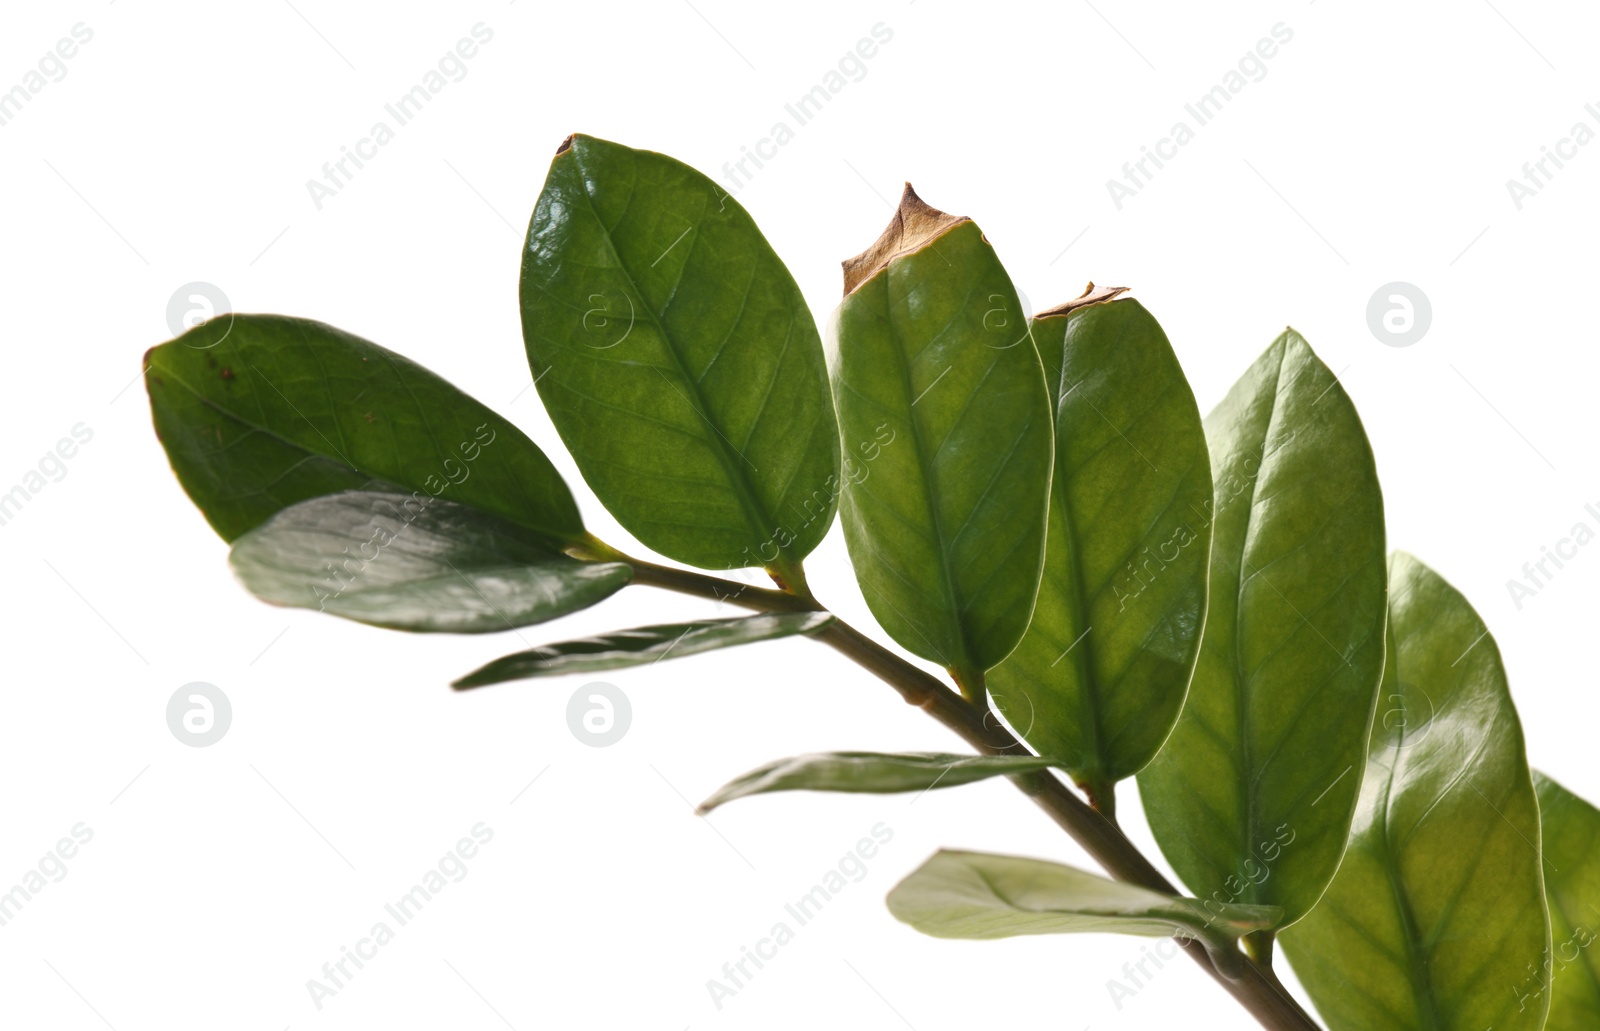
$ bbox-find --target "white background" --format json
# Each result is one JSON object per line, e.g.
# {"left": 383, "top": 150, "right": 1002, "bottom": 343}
{"left": 1, "top": 1, "right": 1596, "bottom": 1027}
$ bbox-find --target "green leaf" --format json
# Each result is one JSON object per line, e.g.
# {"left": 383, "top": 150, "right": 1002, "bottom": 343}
{"left": 1280, "top": 554, "right": 1549, "bottom": 1031}
{"left": 829, "top": 186, "right": 1053, "bottom": 684}
{"left": 695, "top": 752, "right": 1059, "bottom": 814}
{"left": 519, "top": 133, "right": 840, "bottom": 574}
{"left": 146, "top": 314, "right": 582, "bottom": 545}
{"left": 229, "top": 490, "right": 630, "bottom": 633}
{"left": 886, "top": 849, "right": 1281, "bottom": 978}
{"left": 452, "top": 611, "right": 834, "bottom": 688}
{"left": 1137, "top": 329, "right": 1387, "bottom": 927}
{"left": 989, "top": 293, "right": 1212, "bottom": 797}
{"left": 1534, "top": 772, "right": 1600, "bottom": 1031}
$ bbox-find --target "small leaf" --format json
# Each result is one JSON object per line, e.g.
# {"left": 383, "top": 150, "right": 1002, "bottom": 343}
{"left": 1280, "top": 554, "right": 1550, "bottom": 1031}
{"left": 229, "top": 491, "right": 630, "bottom": 633}
{"left": 887, "top": 849, "right": 1281, "bottom": 978}
{"left": 520, "top": 134, "right": 840, "bottom": 573}
{"left": 1533, "top": 772, "right": 1600, "bottom": 1031}
{"left": 453, "top": 611, "right": 834, "bottom": 688}
{"left": 695, "top": 752, "right": 1059, "bottom": 814}
{"left": 989, "top": 294, "right": 1212, "bottom": 794}
{"left": 1137, "top": 329, "right": 1387, "bottom": 927}
{"left": 146, "top": 314, "right": 582, "bottom": 545}
{"left": 830, "top": 185, "right": 1053, "bottom": 683}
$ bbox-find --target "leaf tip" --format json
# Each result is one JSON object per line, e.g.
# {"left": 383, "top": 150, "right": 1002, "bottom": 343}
{"left": 555, "top": 133, "right": 576, "bottom": 156}
{"left": 841, "top": 182, "right": 970, "bottom": 296}
{"left": 1277, "top": 324, "right": 1310, "bottom": 350}
{"left": 1033, "top": 282, "right": 1131, "bottom": 320}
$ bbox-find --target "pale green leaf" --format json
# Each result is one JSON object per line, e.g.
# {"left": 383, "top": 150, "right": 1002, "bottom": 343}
{"left": 887, "top": 848, "right": 1281, "bottom": 978}
{"left": 453, "top": 611, "right": 833, "bottom": 688}
{"left": 696, "top": 752, "right": 1060, "bottom": 814}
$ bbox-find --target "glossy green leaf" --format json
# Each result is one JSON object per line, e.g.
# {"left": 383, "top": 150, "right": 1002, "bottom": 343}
{"left": 452, "top": 611, "right": 834, "bottom": 688}
{"left": 1534, "top": 772, "right": 1600, "bottom": 1030}
{"left": 229, "top": 490, "right": 630, "bottom": 633}
{"left": 989, "top": 293, "right": 1212, "bottom": 797}
{"left": 146, "top": 314, "right": 582, "bottom": 545}
{"left": 1137, "top": 329, "right": 1386, "bottom": 926}
{"left": 887, "top": 849, "right": 1281, "bottom": 977}
{"left": 829, "top": 186, "right": 1053, "bottom": 684}
{"left": 520, "top": 133, "right": 839, "bottom": 574}
{"left": 1281, "top": 554, "right": 1549, "bottom": 1031}
{"left": 695, "top": 752, "right": 1059, "bottom": 814}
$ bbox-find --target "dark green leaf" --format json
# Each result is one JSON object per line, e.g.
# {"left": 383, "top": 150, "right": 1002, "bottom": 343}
{"left": 695, "top": 752, "right": 1059, "bottom": 814}
{"left": 520, "top": 133, "right": 839, "bottom": 574}
{"left": 1281, "top": 554, "right": 1549, "bottom": 1031}
{"left": 887, "top": 849, "right": 1281, "bottom": 978}
{"left": 830, "top": 186, "right": 1053, "bottom": 684}
{"left": 453, "top": 611, "right": 834, "bottom": 688}
{"left": 229, "top": 490, "right": 629, "bottom": 633}
{"left": 1137, "top": 329, "right": 1387, "bottom": 926}
{"left": 989, "top": 293, "right": 1212, "bottom": 794}
{"left": 146, "top": 314, "right": 582, "bottom": 545}
{"left": 1534, "top": 772, "right": 1600, "bottom": 1031}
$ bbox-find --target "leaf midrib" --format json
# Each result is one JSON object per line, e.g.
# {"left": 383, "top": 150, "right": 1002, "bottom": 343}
{"left": 1050, "top": 310, "right": 1150, "bottom": 780}
{"left": 1228, "top": 337, "right": 1289, "bottom": 903}
{"left": 881, "top": 265, "right": 981, "bottom": 671}
{"left": 1376, "top": 761, "right": 1450, "bottom": 1031}
{"left": 1051, "top": 394, "right": 1105, "bottom": 779}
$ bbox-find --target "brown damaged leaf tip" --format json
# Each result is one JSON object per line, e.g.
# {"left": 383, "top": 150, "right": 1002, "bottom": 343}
{"left": 1034, "top": 282, "right": 1131, "bottom": 319}
{"left": 555, "top": 133, "right": 576, "bottom": 155}
{"left": 841, "top": 183, "right": 970, "bottom": 296}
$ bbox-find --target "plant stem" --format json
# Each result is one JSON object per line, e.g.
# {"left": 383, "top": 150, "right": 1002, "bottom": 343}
{"left": 614, "top": 551, "right": 1320, "bottom": 1030}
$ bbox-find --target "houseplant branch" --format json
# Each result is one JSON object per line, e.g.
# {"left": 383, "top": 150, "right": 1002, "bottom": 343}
{"left": 591, "top": 545, "right": 1321, "bottom": 1031}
